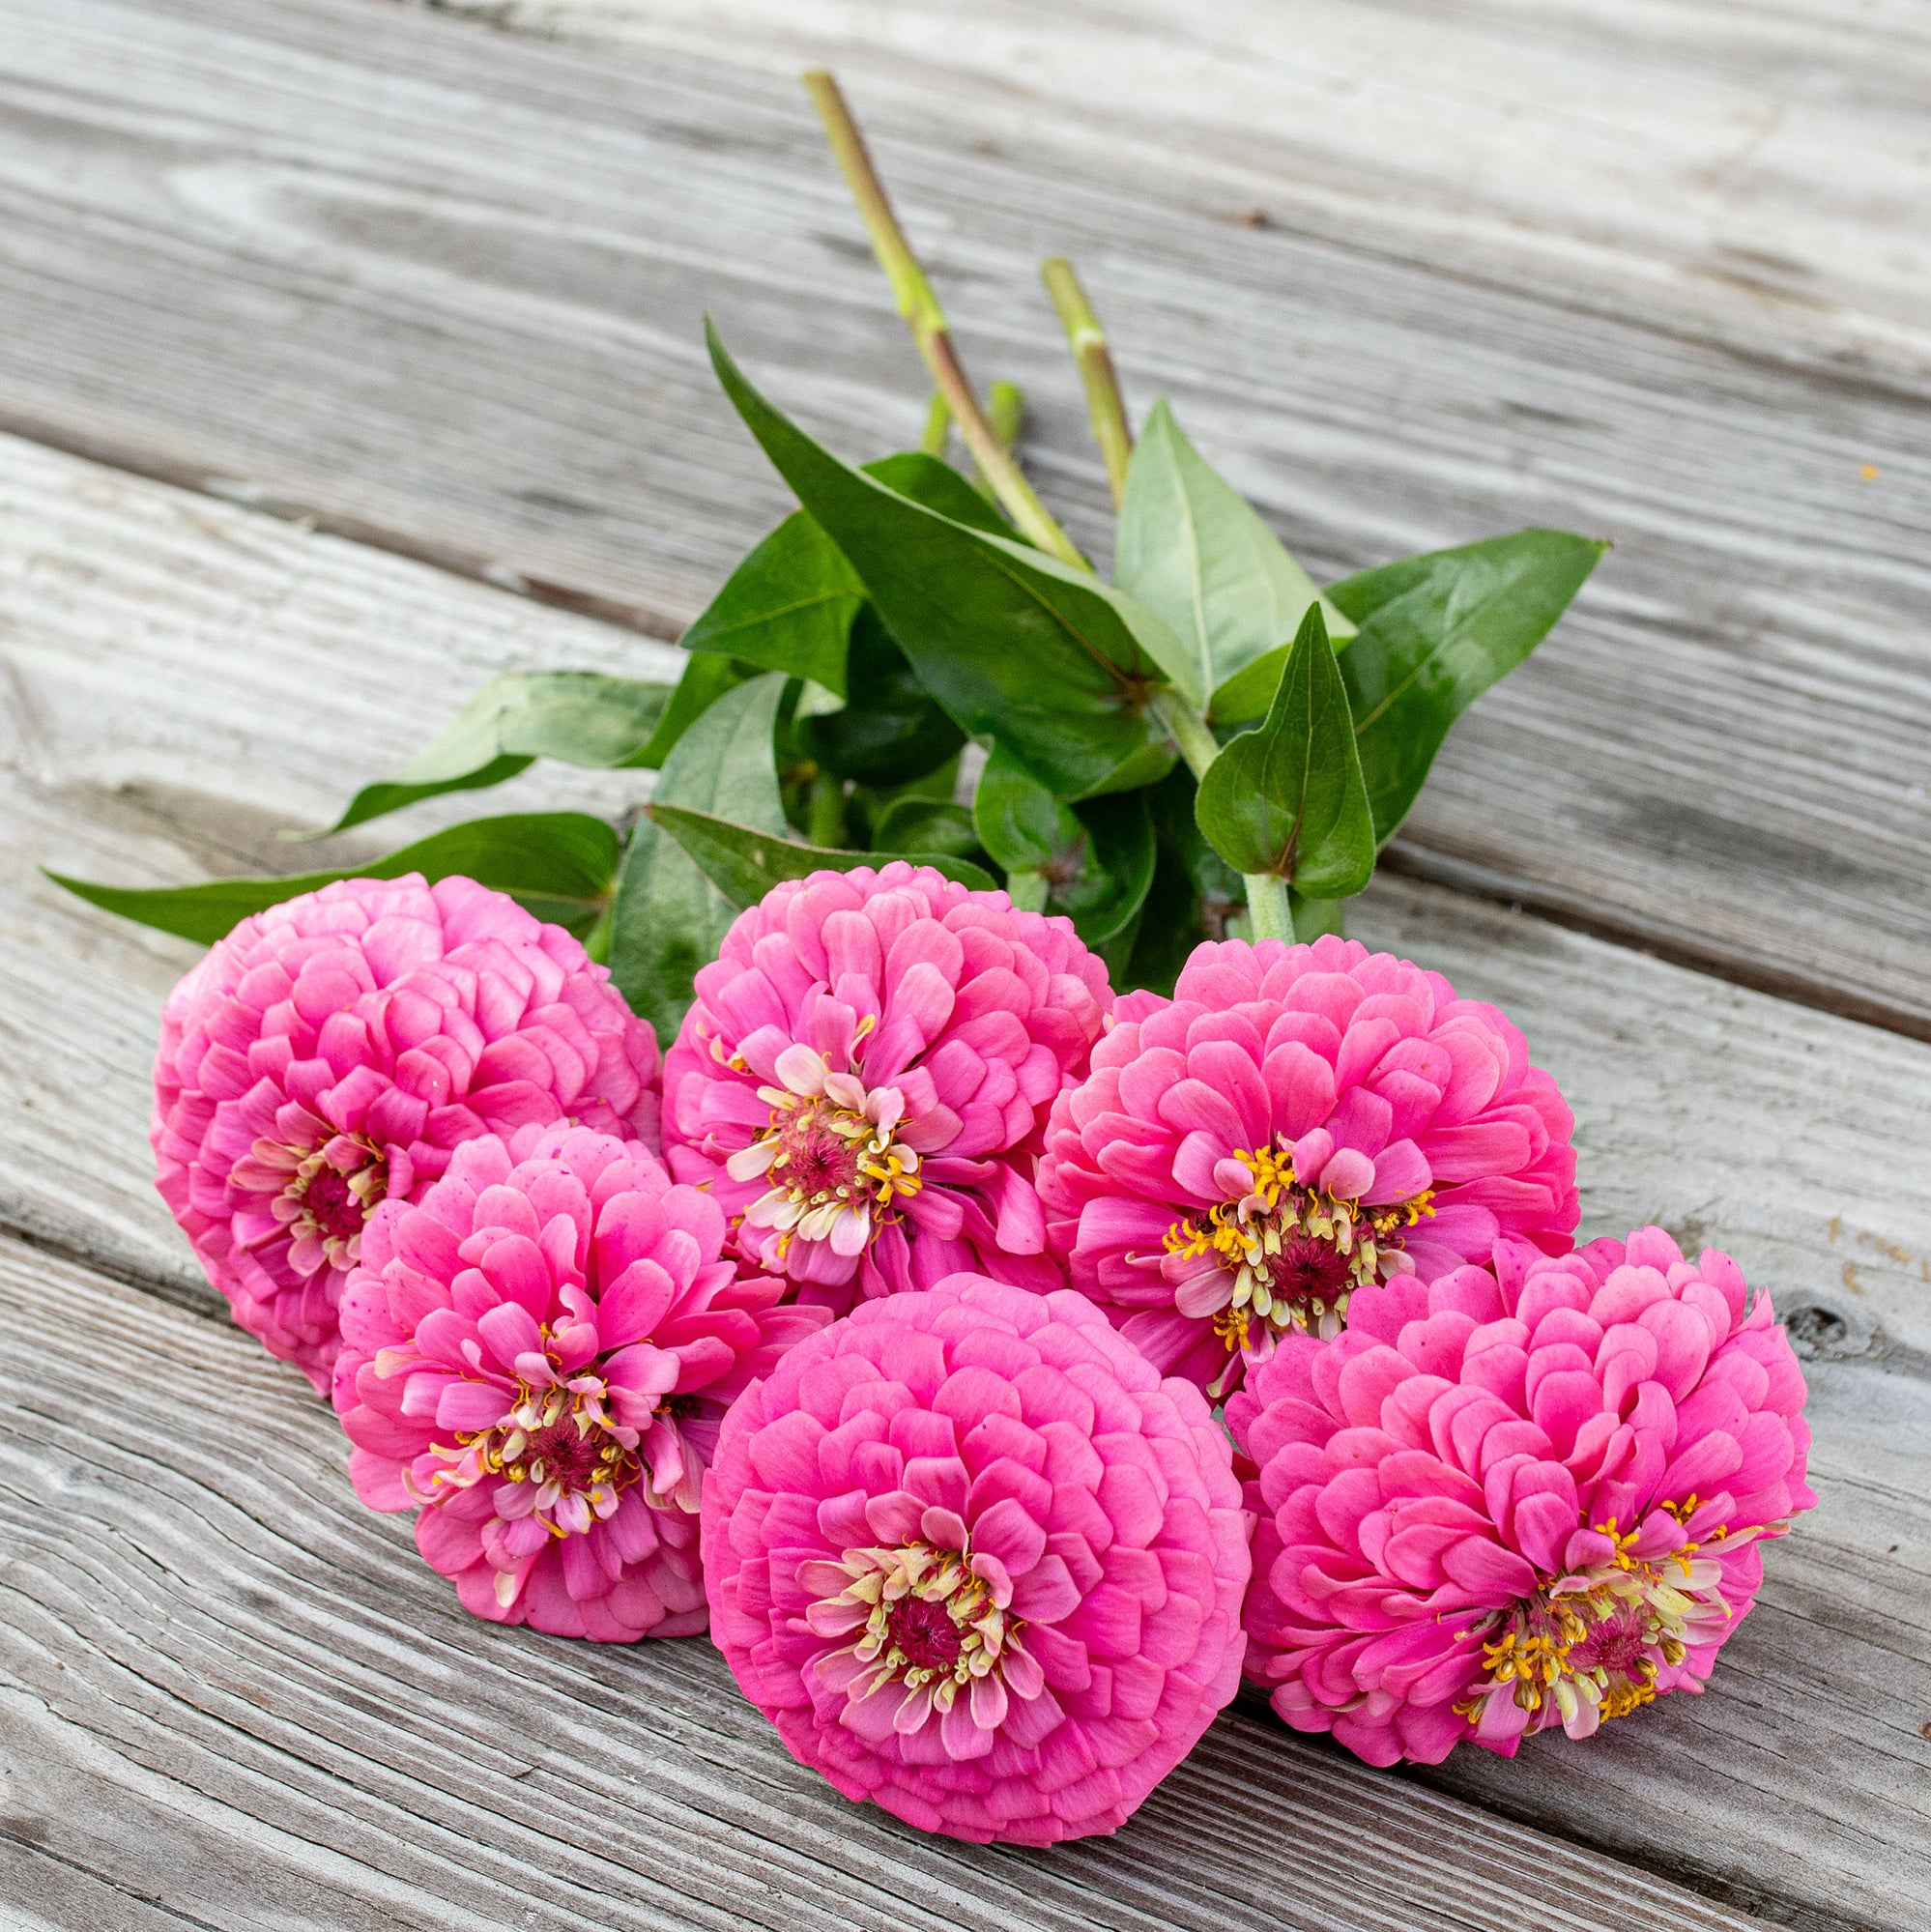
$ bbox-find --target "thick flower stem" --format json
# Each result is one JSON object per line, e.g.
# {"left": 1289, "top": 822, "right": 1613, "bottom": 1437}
{"left": 971, "top": 381, "right": 1024, "bottom": 502}
{"left": 1040, "top": 257, "right": 1133, "bottom": 507}
{"left": 1149, "top": 687, "right": 1221, "bottom": 781}
{"left": 802, "top": 71, "right": 1085, "bottom": 570}
{"left": 1244, "top": 873, "right": 1295, "bottom": 942}
{"left": 804, "top": 72, "right": 1233, "bottom": 824}
{"left": 918, "top": 389, "right": 950, "bottom": 456}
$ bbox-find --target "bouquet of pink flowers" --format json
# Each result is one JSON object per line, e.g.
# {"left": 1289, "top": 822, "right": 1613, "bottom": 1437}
{"left": 54, "top": 72, "right": 1812, "bottom": 1846}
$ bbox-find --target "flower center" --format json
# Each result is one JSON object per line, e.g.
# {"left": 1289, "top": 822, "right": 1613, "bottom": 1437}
{"left": 1455, "top": 1511, "right": 1735, "bottom": 1732}
{"left": 282, "top": 1136, "right": 387, "bottom": 1264}
{"left": 818, "top": 1541, "right": 1019, "bottom": 1706}
{"left": 1162, "top": 1140, "right": 1431, "bottom": 1351}
{"left": 774, "top": 1102, "right": 868, "bottom": 1200}
{"left": 726, "top": 1053, "right": 922, "bottom": 1263}
{"left": 440, "top": 1379, "right": 640, "bottom": 1535}
{"left": 885, "top": 1591, "right": 966, "bottom": 1674}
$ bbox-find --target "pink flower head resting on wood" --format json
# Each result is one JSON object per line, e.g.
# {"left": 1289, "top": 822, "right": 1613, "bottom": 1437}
{"left": 1037, "top": 937, "right": 1579, "bottom": 1398}
{"left": 1228, "top": 1227, "right": 1815, "bottom": 1765}
{"left": 331, "top": 1125, "right": 825, "bottom": 1640}
{"left": 661, "top": 863, "right": 1110, "bottom": 1314}
{"left": 152, "top": 874, "right": 661, "bottom": 1393}
{"left": 702, "top": 1275, "right": 1252, "bottom": 1844}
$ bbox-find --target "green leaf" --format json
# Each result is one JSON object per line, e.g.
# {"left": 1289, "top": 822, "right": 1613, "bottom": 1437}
{"left": 678, "top": 510, "right": 864, "bottom": 695}
{"left": 971, "top": 743, "right": 1067, "bottom": 873}
{"left": 971, "top": 745, "right": 1154, "bottom": 944}
{"left": 706, "top": 321, "right": 1182, "bottom": 800}
{"left": 610, "top": 673, "right": 787, "bottom": 1043}
{"left": 871, "top": 797, "right": 986, "bottom": 866}
{"left": 319, "top": 673, "right": 674, "bottom": 834}
{"left": 1117, "top": 401, "right": 1353, "bottom": 722}
{"left": 649, "top": 805, "right": 996, "bottom": 901}
{"left": 797, "top": 606, "right": 966, "bottom": 786}
{"left": 48, "top": 812, "right": 623, "bottom": 944}
{"left": 635, "top": 651, "right": 755, "bottom": 769}
{"left": 1195, "top": 604, "right": 1375, "bottom": 896}
{"left": 672, "top": 446, "right": 1007, "bottom": 710}
{"left": 864, "top": 451, "right": 1016, "bottom": 537}
{"left": 1327, "top": 530, "right": 1606, "bottom": 843}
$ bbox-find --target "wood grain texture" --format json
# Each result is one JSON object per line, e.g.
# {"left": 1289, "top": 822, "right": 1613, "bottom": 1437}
{"left": 0, "top": 1238, "right": 1789, "bottom": 1932}
{"left": 465, "top": 0, "right": 1931, "bottom": 380}
{"left": 0, "top": 0, "right": 1927, "bottom": 1033}
{"left": 4, "top": 432, "right": 1929, "bottom": 1930}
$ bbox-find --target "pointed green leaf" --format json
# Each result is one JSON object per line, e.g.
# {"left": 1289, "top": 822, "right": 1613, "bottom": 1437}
{"left": 1118, "top": 400, "right": 1353, "bottom": 721}
{"left": 318, "top": 672, "right": 674, "bottom": 834}
{"left": 610, "top": 673, "right": 787, "bottom": 1043}
{"left": 971, "top": 744, "right": 1154, "bottom": 944}
{"left": 863, "top": 451, "right": 1016, "bottom": 537}
{"left": 678, "top": 510, "right": 864, "bottom": 695}
{"left": 1195, "top": 605, "right": 1375, "bottom": 896}
{"left": 649, "top": 805, "right": 996, "bottom": 902}
{"left": 1328, "top": 530, "right": 1605, "bottom": 843}
{"left": 48, "top": 813, "right": 622, "bottom": 944}
{"left": 706, "top": 321, "right": 1183, "bottom": 799}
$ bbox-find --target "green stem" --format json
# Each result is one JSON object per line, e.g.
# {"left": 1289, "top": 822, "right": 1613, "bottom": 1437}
{"left": 806, "top": 772, "right": 847, "bottom": 849}
{"left": 971, "top": 381, "right": 1024, "bottom": 501}
{"left": 1040, "top": 257, "right": 1133, "bottom": 507}
{"left": 918, "top": 389, "right": 950, "bottom": 456}
{"left": 1149, "top": 687, "right": 1221, "bottom": 781}
{"left": 803, "top": 71, "right": 1085, "bottom": 570}
{"left": 1244, "top": 872, "right": 1294, "bottom": 942}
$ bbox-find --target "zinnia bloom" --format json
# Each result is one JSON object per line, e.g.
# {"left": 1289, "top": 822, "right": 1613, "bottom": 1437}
{"left": 661, "top": 864, "right": 1110, "bottom": 1313}
{"left": 1227, "top": 1226, "right": 1814, "bottom": 1765}
{"left": 152, "top": 874, "right": 661, "bottom": 1392}
{"left": 331, "top": 1125, "right": 824, "bottom": 1639}
{"left": 702, "top": 1275, "right": 1251, "bottom": 1843}
{"left": 1036, "top": 936, "right": 1578, "bottom": 1396}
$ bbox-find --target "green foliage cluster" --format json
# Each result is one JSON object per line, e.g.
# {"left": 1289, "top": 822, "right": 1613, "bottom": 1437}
{"left": 53, "top": 137, "right": 1601, "bottom": 1041}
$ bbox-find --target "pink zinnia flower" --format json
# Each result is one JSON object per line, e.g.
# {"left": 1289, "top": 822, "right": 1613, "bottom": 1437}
{"left": 662, "top": 864, "right": 1110, "bottom": 1313}
{"left": 152, "top": 874, "right": 661, "bottom": 1393}
{"left": 1227, "top": 1227, "right": 1815, "bottom": 1766}
{"left": 702, "top": 1275, "right": 1251, "bottom": 1843}
{"left": 331, "top": 1125, "right": 824, "bottom": 1640}
{"left": 1037, "top": 937, "right": 1578, "bottom": 1397}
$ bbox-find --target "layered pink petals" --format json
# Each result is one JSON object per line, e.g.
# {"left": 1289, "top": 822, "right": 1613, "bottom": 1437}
{"left": 152, "top": 874, "right": 661, "bottom": 1392}
{"left": 662, "top": 864, "right": 1110, "bottom": 1312}
{"left": 701, "top": 1275, "right": 1251, "bottom": 1843}
{"left": 1037, "top": 936, "right": 1578, "bottom": 1396}
{"left": 1225, "top": 1227, "right": 1815, "bottom": 1765}
{"left": 331, "top": 1125, "right": 823, "bottom": 1640}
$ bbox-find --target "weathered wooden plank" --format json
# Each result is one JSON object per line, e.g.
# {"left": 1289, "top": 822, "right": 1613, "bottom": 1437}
{"left": 0, "top": 0, "right": 1927, "bottom": 1033}
{"left": 0, "top": 433, "right": 679, "bottom": 1309}
{"left": 0, "top": 1238, "right": 1788, "bottom": 1932}
{"left": 466, "top": 0, "right": 1931, "bottom": 381}
{"left": 4, "top": 434, "right": 1928, "bottom": 1929}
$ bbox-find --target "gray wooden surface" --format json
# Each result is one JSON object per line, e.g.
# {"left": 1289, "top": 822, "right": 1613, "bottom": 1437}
{"left": 0, "top": 2, "right": 1925, "bottom": 1927}
{"left": 1, "top": 0, "right": 1929, "bottom": 1038}
{"left": 5, "top": 433, "right": 1929, "bottom": 1931}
